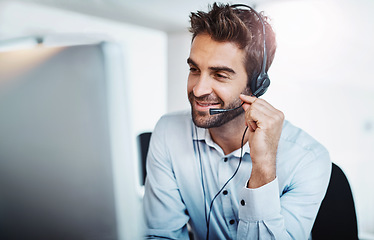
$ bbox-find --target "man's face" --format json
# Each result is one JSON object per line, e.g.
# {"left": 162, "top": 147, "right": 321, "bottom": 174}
{"left": 187, "top": 34, "right": 249, "bottom": 128}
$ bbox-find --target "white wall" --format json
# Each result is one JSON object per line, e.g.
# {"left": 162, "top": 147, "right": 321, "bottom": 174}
{"left": 167, "top": 0, "right": 374, "bottom": 238}
{"left": 0, "top": 1, "right": 167, "bottom": 239}
{"left": 261, "top": 0, "right": 374, "bottom": 238}
{"left": 167, "top": 31, "right": 191, "bottom": 113}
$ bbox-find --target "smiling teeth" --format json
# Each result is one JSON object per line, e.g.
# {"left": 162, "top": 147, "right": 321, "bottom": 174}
{"left": 199, "top": 102, "right": 215, "bottom": 106}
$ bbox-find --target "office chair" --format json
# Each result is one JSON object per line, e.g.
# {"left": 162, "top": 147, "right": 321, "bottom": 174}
{"left": 137, "top": 132, "right": 152, "bottom": 186}
{"left": 312, "top": 163, "right": 358, "bottom": 240}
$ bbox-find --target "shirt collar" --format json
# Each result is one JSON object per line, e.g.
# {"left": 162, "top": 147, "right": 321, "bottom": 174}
{"left": 192, "top": 125, "right": 206, "bottom": 141}
{"left": 192, "top": 123, "right": 250, "bottom": 158}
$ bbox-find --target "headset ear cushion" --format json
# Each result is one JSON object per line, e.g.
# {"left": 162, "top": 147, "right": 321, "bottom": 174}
{"left": 250, "top": 71, "right": 271, "bottom": 97}
{"left": 250, "top": 70, "right": 259, "bottom": 95}
{"left": 254, "top": 74, "right": 270, "bottom": 97}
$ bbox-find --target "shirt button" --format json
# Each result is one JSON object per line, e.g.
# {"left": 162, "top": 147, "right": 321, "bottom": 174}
{"left": 224, "top": 158, "right": 228, "bottom": 162}
{"left": 241, "top": 199, "right": 245, "bottom": 206}
{"left": 222, "top": 190, "right": 228, "bottom": 195}
{"left": 229, "top": 219, "right": 235, "bottom": 225}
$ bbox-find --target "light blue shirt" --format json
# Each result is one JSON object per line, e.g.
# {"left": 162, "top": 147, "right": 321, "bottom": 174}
{"left": 143, "top": 111, "right": 331, "bottom": 239}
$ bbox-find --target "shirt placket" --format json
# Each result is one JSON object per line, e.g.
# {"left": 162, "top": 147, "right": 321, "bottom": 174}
{"left": 218, "top": 156, "right": 238, "bottom": 237}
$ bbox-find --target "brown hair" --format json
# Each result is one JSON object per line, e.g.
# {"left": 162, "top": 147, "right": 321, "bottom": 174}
{"left": 189, "top": 2, "right": 276, "bottom": 86}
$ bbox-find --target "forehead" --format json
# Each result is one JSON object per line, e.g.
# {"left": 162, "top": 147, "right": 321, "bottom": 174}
{"left": 189, "top": 34, "right": 246, "bottom": 70}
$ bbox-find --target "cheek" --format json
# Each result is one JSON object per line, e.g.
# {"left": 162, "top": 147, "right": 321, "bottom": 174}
{"left": 187, "top": 78, "right": 194, "bottom": 95}
{"left": 216, "top": 85, "right": 246, "bottom": 105}
{"left": 212, "top": 85, "right": 233, "bottom": 103}
{"left": 232, "top": 79, "right": 249, "bottom": 96}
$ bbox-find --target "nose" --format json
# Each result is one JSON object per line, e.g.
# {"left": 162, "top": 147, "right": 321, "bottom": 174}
{"left": 192, "top": 73, "right": 213, "bottom": 98}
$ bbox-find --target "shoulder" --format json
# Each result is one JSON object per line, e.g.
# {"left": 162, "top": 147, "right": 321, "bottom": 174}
{"left": 147, "top": 110, "right": 195, "bottom": 166}
{"left": 280, "top": 120, "right": 329, "bottom": 158}
{"left": 277, "top": 120, "right": 331, "bottom": 176}
{"left": 152, "top": 110, "right": 193, "bottom": 143}
{"left": 278, "top": 120, "right": 331, "bottom": 192}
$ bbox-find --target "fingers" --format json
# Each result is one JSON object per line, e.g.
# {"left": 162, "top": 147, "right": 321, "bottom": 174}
{"left": 239, "top": 94, "right": 284, "bottom": 130}
{"left": 240, "top": 94, "right": 278, "bottom": 115}
{"left": 239, "top": 94, "right": 257, "bottom": 105}
{"left": 247, "top": 120, "right": 257, "bottom": 132}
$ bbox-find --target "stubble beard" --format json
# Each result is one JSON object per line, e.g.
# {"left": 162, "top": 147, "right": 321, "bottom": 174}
{"left": 188, "top": 87, "right": 251, "bottom": 129}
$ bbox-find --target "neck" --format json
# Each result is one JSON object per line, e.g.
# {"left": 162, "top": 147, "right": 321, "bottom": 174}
{"left": 208, "top": 114, "right": 248, "bottom": 155}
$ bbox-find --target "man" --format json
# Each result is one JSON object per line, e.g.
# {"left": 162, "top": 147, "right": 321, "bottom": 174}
{"left": 143, "top": 3, "right": 331, "bottom": 239}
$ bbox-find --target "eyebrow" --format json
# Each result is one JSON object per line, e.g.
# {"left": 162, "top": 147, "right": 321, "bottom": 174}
{"left": 187, "top": 57, "right": 236, "bottom": 74}
{"left": 187, "top": 57, "right": 197, "bottom": 66}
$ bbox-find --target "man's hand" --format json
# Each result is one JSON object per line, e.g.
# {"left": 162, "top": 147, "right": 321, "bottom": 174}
{"left": 239, "top": 94, "right": 284, "bottom": 188}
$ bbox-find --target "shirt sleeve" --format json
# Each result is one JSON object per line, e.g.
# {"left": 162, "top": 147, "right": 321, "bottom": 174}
{"left": 237, "top": 150, "right": 331, "bottom": 240}
{"left": 142, "top": 117, "right": 190, "bottom": 240}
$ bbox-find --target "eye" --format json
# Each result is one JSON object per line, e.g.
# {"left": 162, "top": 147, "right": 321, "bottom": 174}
{"left": 214, "top": 72, "right": 228, "bottom": 80}
{"left": 189, "top": 66, "right": 199, "bottom": 74}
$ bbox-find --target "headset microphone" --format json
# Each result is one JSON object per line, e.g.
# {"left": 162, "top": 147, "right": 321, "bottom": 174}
{"left": 209, "top": 102, "right": 244, "bottom": 115}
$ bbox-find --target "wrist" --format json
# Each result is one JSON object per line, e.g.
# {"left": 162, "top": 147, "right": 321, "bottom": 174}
{"left": 247, "top": 162, "right": 276, "bottom": 189}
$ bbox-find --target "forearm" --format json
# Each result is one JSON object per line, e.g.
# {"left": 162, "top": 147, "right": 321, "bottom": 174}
{"left": 247, "top": 158, "right": 276, "bottom": 189}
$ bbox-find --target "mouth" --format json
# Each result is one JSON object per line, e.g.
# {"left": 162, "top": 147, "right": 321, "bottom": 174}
{"left": 194, "top": 100, "right": 221, "bottom": 111}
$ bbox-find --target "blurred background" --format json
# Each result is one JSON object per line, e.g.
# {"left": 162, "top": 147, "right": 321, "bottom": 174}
{"left": 0, "top": 0, "right": 373, "bottom": 239}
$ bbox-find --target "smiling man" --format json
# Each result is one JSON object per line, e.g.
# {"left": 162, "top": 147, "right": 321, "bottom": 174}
{"left": 143, "top": 3, "right": 331, "bottom": 239}
{"left": 187, "top": 34, "right": 249, "bottom": 129}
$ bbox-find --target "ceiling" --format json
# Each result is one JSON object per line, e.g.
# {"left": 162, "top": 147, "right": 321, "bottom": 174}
{"left": 11, "top": 0, "right": 279, "bottom": 32}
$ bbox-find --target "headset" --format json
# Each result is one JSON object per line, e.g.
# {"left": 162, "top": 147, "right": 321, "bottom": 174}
{"left": 209, "top": 4, "right": 270, "bottom": 115}
{"left": 200, "top": 4, "right": 270, "bottom": 239}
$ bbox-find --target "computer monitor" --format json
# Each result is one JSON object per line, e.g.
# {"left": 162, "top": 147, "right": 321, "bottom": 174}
{"left": 0, "top": 41, "right": 143, "bottom": 239}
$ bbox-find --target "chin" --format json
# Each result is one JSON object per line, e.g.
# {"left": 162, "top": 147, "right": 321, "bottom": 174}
{"left": 191, "top": 110, "right": 212, "bottom": 128}
{"left": 191, "top": 107, "right": 244, "bottom": 129}
{"left": 191, "top": 110, "right": 223, "bottom": 129}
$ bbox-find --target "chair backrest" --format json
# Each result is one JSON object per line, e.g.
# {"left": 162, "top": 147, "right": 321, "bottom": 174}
{"left": 137, "top": 132, "right": 152, "bottom": 185}
{"left": 312, "top": 163, "right": 358, "bottom": 239}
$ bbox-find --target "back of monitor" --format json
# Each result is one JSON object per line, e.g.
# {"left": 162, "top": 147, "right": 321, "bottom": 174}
{"left": 0, "top": 42, "right": 142, "bottom": 240}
